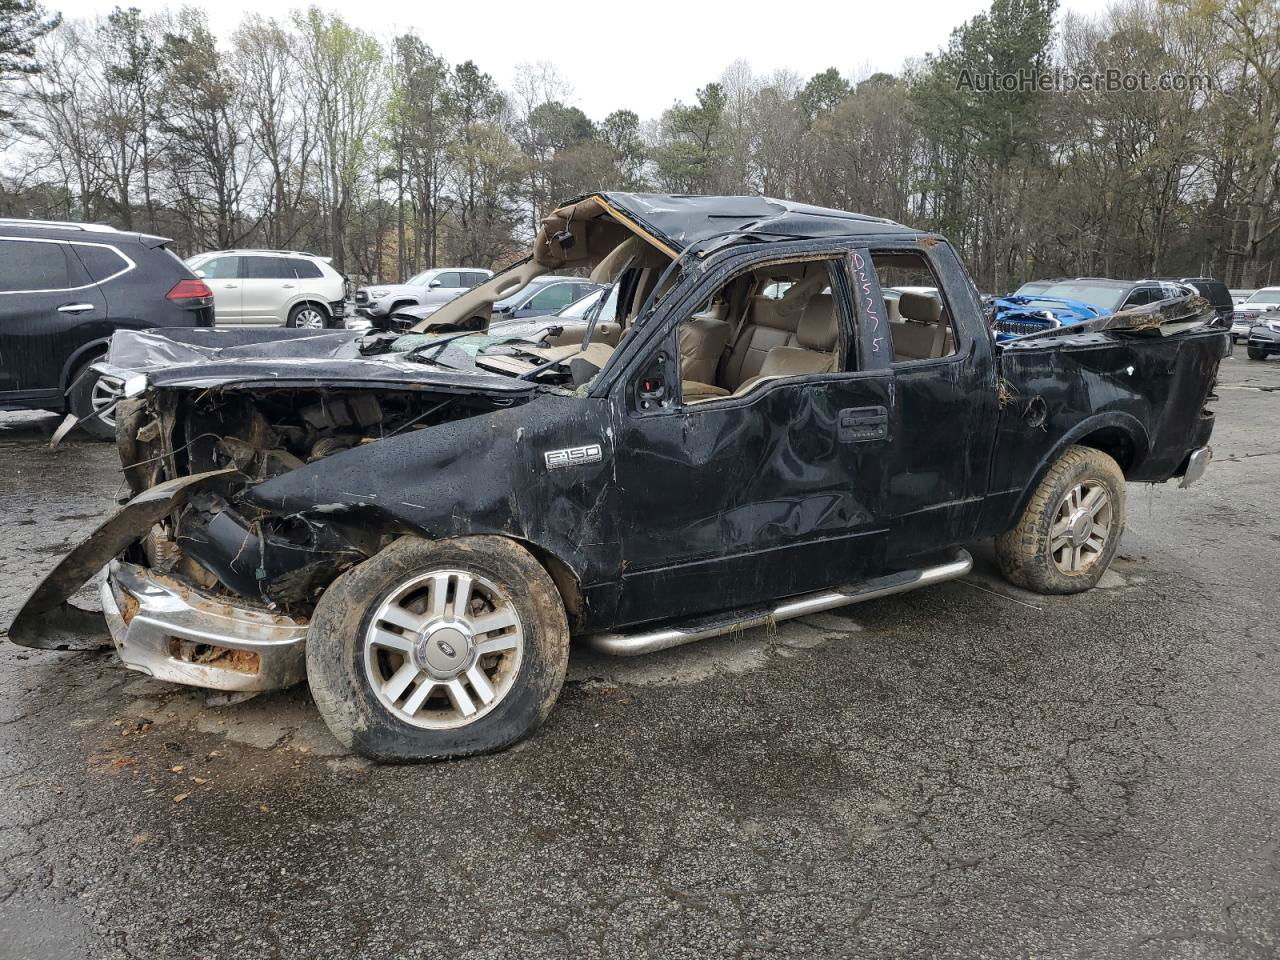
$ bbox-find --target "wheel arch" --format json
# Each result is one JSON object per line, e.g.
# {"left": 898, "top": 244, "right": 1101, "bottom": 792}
{"left": 316, "top": 519, "right": 590, "bottom": 636}
{"left": 1007, "top": 412, "right": 1149, "bottom": 528}
{"left": 60, "top": 337, "right": 112, "bottom": 395}
{"left": 288, "top": 299, "right": 332, "bottom": 321}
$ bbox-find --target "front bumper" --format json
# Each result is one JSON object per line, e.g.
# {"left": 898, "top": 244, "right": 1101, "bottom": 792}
{"left": 102, "top": 560, "right": 308, "bottom": 692}
{"left": 1247, "top": 326, "right": 1280, "bottom": 352}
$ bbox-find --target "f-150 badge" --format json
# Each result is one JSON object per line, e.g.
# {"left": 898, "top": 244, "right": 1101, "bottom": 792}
{"left": 544, "top": 444, "right": 603, "bottom": 469}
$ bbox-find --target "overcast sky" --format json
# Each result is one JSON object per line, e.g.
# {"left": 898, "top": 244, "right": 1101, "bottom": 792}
{"left": 50, "top": 0, "right": 1117, "bottom": 119}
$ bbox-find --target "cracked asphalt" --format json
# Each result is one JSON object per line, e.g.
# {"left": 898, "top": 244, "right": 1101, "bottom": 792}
{"left": 1, "top": 356, "right": 1278, "bottom": 959}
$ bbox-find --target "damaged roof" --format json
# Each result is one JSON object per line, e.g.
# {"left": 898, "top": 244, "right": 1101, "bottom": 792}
{"left": 570, "top": 193, "right": 919, "bottom": 255}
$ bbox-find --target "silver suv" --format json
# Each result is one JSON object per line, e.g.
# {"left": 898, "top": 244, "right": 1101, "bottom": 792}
{"left": 353, "top": 267, "right": 492, "bottom": 322}
{"left": 186, "top": 250, "right": 347, "bottom": 329}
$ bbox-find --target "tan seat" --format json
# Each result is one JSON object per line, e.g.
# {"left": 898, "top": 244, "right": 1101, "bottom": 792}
{"left": 681, "top": 380, "right": 729, "bottom": 401}
{"left": 730, "top": 294, "right": 838, "bottom": 395}
{"left": 678, "top": 315, "right": 731, "bottom": 386}
{"left": 721, "top": 295, "right": 805, "bottom": 389}
{"left": 890, "top": 292, "right": 953, "bottom": 360}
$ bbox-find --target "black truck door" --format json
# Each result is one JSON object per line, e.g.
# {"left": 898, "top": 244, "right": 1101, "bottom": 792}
{"left": 609, "top": 252, "right": 892, "bottom": 628}
{"left": 868, "top": 242, "right": 997, "bottom": 560}
{"left": 0, "top": 237, "right": 107, "bottom": 401}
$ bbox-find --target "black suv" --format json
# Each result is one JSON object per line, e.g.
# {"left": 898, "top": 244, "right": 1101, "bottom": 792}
{"left": 0, "top": 219, "right": 213, "bottom": 437}
{"left": 1169, "top": 277, "right": 1234, "bottom": 327}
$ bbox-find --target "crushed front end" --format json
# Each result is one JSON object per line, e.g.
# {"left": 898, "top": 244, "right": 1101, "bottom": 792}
{"left": 10, "top": 363, "right": 520, "bottom": 692}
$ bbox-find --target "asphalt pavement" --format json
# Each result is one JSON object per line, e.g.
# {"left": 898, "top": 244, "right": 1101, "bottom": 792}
{"left": 1, "top": 356, "right": 1278, "bottom": 959}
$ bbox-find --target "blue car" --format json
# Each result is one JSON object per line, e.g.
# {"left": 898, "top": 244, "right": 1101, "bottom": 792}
{"left": 991, "top": 294, "right": 1109, "bottom": 341}
{"left": 992, "top": 278, "right": 1192, "bottom": 340}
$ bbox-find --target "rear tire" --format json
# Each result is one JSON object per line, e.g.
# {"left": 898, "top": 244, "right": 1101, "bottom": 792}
{"left": 1247, "top": 346, "right": 1267, "bottom": 361}
{"left": 287, "top": 303, "right": 329, "bottom": 329}
{"left": 995, "top": 445, "right": 1125, "bottom": 595}
{"left": 66, "top": 358, "right": 119, "bottom": 440}
{"left": 306, "top": 536, "right": 570, "bottom": 762}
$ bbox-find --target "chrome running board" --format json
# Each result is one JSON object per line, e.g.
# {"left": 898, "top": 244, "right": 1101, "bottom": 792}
{"left": 585, "top": 549, "right": 973, "bottom": 657}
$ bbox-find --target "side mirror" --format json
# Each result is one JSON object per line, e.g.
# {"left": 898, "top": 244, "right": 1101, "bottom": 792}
{"left": 428, "top": 279, "right": 442, "bottom": 289}
{"left": 195, "top": 269, "right": 207, "bottom": 278}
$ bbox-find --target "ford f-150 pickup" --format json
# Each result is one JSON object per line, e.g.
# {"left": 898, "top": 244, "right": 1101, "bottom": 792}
{"left": 7, "top": 193, "right": 1226, "bottom": 762}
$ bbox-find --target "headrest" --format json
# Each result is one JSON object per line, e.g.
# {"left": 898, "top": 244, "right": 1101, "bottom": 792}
{"left": 899, "top": 291, "right": 942, "bottom": 324}
{"left": 750, "top": 295, "right": 802, "bottom": 331}
{"left": 796, "top": 293, "right": 837, "bottom": 351}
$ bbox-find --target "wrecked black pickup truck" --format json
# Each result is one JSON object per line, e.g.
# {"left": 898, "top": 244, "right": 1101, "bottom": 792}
{"left": 8, "top": 193, "right": 1226, "bottom": 761}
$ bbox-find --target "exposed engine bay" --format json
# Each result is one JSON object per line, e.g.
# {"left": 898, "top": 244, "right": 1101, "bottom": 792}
{"left": 114, "top": 386, "right": 513, "bottom": 613}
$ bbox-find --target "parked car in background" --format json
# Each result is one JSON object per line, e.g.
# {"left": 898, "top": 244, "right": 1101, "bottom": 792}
{"left": 1232, "top": 287, "right": 1280, "bottom": 338}
{"left": 0, "top": 218, "right": 213, "bottom": 438}
{"left": 1230, "top": 289, "right": 1257, "bottom": 305}
{"left": 1173, "top": 277, "right": 1234, "bottom": 328}
{"left": 1244, "top": 310, "right": 1280, "bottom": 360}
{"left": 185, "top": 250, "right": 346, "bottom": 329}
{"left": 485, "top": 284, "right": 620, "bottom": 341}
{"left": 992, "top": 278, "right": 1195, "bottom": 339}
{"left": 491, "top": 277, "right": 601, "bottom": 321}
{"left": 387, "top": 276, "right": 603, "bottom": 332}
{"left": 353, "top": 267, "right": 492, "bottom": 322}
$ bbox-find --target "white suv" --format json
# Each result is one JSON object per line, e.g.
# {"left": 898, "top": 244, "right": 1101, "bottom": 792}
{"left": 353, "top": 267, "right": 492, "bottom": 323}
{"left": 185, "top": 250, "right": 347, "bottom": 328}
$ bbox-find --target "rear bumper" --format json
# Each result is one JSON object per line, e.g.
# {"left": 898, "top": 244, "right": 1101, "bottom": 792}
{"left": 1179, "top": 446, "right": 1212, "bottom": 489}
{"left": 102, "top": 560, "right": 308, "bottom": 692}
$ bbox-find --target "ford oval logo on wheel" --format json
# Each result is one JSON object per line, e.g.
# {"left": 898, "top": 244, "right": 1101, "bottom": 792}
{"left": 436, "top": 639, "right": 457, "bottom": 658}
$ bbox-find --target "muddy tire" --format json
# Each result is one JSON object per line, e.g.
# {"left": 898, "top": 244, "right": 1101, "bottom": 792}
{"left": 306, "top": 535, "right": 569, "bottom": 762}
{"left": 995, "top": 445, "right": 1126, "bottom": 595}
{"left": 66, "top": 358, "right": 119, "bottom": 440}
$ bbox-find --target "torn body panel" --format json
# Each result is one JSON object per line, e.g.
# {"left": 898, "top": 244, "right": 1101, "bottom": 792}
{"left": 7, "top": 469, "right": 239, "bottom": 650}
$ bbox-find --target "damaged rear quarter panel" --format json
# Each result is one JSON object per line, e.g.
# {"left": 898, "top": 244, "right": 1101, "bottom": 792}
{"left": 240, "top": 391, "right": 623, "bottom": 625}
{"left": 980, "top": 327, "right": 1225, "bottom": 533}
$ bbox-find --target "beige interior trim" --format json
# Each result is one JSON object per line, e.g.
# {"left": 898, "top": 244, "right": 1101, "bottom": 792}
{"left": 593, "top": 196, "right": 679, "bottom": 259}
{"left": 410, "top": 259, "right": 548, "bottom": 334}
{"left": 413, "top": 194, "right": 676, "bottom": 336}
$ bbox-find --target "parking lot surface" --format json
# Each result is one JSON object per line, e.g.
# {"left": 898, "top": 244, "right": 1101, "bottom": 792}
{"left": 1, "top": 357, "right": 1278, "bottom": 959}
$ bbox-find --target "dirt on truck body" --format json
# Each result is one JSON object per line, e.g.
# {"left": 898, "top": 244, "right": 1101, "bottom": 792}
{"left": 7, "top": 192, "right": 1227, "bottom": 761}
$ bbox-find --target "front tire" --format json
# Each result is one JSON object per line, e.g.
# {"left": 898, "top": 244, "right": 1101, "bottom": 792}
{"left": 66, "top": 359, "right": 120, "bottom": 440}
{"left": 995, "top": 445, "right": 1126, "bottom": 595}
{"left": 287, "top": 303, "right": 329, "bottom": 329}
{"left": 1247, "top": 346, "right": 1267, "bottom": 361}
{"left": 306, "top": 536, "right": 570, "bottom": 762}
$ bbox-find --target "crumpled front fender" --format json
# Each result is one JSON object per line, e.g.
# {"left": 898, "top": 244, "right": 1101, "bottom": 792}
{"left": 5, "top": 469, "right": 236, "bottom": 651}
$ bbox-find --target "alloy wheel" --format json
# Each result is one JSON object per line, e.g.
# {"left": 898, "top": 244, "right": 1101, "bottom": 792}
{"left": 363, "top": 569, "right": 524, "bottom": 729}
{"left": 89, "top": 375, "right": 124, "bottom": 429}
{"left": 295, "top": 307, "right": 326, "bottom": 329}
{"left": 1049, "top": 480, "right": 1112, "bottom": 573}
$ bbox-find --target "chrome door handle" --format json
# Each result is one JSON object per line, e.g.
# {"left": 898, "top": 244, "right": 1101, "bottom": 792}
{"left": 223, "top": 284, "right": 237, "bottom": 289}
{"left": 57, "top": 303, "right": 95, "bottom": 314}
{"left": 282, "top": 283, "right": 295, "bottom": 289}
